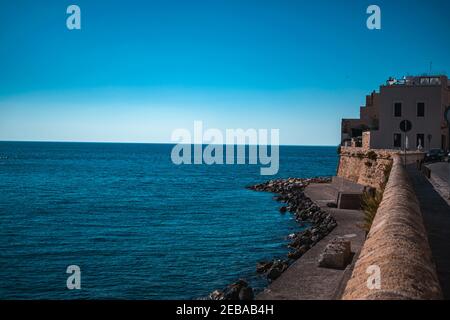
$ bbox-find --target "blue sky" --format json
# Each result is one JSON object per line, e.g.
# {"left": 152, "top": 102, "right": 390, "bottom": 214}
{"left": 0, "top": 0, "right": 449, "bottom": 145}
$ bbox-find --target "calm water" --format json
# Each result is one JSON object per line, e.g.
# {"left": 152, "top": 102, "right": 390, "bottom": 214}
{"left": 0, "top": 142, "right": 338, "bottom": 299}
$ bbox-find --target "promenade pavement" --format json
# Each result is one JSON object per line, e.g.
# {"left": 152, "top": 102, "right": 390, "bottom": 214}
{"left": 407, "top": 164, "right": 450, "bottom": 299}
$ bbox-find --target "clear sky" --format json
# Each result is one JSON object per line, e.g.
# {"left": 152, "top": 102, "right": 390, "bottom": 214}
{"left": 1, "top": 0, "right": 449, "bottom": 145}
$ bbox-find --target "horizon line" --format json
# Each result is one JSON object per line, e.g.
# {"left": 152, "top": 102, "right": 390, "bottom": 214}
{"left": 0, "top": 140, "right": 338, "bottom": 147}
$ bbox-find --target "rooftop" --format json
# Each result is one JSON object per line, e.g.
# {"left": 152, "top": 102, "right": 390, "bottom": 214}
{"left": 383, "top": 75, "right": 448, "bottom": 87}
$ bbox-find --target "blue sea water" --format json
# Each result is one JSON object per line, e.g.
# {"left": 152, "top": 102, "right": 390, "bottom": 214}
{"left": 0, "top": 142, "right": 338, "bottom": 299}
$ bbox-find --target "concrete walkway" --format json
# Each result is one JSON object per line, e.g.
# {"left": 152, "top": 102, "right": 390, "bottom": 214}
{"left": 407, "top": 165, "right": 450, "bottom": 299}
{"left": 257, "top": 181, "right": 365, "bottom": 300}
{"left": 426, "top": 162, "right": 450, "bottom": 206}
{"left": 427, "top": 162, "right": 450, "bottom": 184}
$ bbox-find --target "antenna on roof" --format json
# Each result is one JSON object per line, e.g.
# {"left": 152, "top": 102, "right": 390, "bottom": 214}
{"left": 430, "top": 61, "right": 433, "bottom": 74}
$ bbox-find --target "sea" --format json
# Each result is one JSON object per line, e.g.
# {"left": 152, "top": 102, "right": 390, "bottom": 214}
{"left": 0, "top": 142, "right": 338, "bottom": 299}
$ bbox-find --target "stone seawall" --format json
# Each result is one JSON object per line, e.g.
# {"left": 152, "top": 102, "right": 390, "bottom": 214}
{"left": 337, "top": 147, "right": 425, "bottom": 190}
{"left": 337, "top": 147, "right": 394, "bottom": 190}
{"left": 342, "top": 155, "right": 442, "bottom": 300}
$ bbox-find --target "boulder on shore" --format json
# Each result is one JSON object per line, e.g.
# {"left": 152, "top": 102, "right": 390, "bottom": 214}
{"left": 266, "top": 260, "right": 289, "bottom": 281}
{"left": 238, "top": 286, "right": 254, "bottom": 300}
{"left": 209, "top": 279, "right": 254, "bottom": 301}
{"left": 256, "top": 261, "right": 273, "bottom": 273}
{"left": 318, "top": 237, "right": 352, "bottom": 269}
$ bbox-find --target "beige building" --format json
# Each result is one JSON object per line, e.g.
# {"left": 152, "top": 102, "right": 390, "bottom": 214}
{"left": 342, "top": 75, "right": 450, "bottom": 151}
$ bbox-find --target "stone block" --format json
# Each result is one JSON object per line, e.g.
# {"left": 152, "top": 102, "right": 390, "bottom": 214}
{"left": 318, "top": 237, "right": 352, "bottom": 269}
{"left": 337, "top": 192, "right": 362, "bottom": 210}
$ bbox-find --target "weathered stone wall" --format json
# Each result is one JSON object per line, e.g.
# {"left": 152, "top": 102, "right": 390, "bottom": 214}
{"left": 362, "top": 131, "right": 371, "bottom": 150}
{"left": 342, "top": 155, "right": 442, "bottom": 300}
{"left": 337, "top": 147, "right": 394, "bottom": 190}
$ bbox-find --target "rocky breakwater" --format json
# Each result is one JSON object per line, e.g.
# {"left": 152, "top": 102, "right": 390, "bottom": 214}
{"left": 208, "top": 177, "right": 337, "bottom": 300}
{"left": 248, "top": 177, "right": 337, "bottom": 281}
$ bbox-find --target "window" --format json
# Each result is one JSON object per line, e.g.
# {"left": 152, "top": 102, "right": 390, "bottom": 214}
{"left": 417, "top": 102, "right": 425, "bottom": 117}
{"left": 394, "top": 102, "right": 402, "bottom": 117}
{"left": 416, "top": 134, "right": 424, "bottom": 149}
{"left": 394, "top": 133, "right": 402, "bottom": 148}
{"left": 420, "top": 78, "right": 430, "bottom": 85}
{"left": 430, "top": 78, "right": 441, "bottom": 85}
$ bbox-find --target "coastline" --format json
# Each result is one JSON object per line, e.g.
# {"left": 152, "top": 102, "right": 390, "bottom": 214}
{"left": 258, "top": 180, "right": 366, "bottom": 299}
{"left": 208, "top": 177, "right": 339, "bottom": 300}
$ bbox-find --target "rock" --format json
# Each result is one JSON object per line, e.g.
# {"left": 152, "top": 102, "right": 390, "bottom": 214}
{"left": 327, "top": 222, "right": 337, "bottom": 232}
{"left": 209, "top": 279, "right": 254, "bottom": 301}
{"left": 279, "top": 206, "right": 287, "bottom": 213}
{"left": 256, "top": 261, "right": 273, "bottom": 273}
{"left": 288, "top": 239, "right": 300, "bottom": 249}
{"left": 223, "top": 286, "right": 240, "bottom": 300}
{"left": 299, "top": 244, "right": 310, "bottom": 252}
{"left": 318, "top": 237, "right": 352, "bottom": 269}
{"left": 234, "top": 279, "right": 248, "bottom": 287}
{"left": 222, "top": 279, "right": 248, "bottom": 300}
{"left": 238, "top": 287, "right": 254, "bottom": 300}
{"left": 266, "top": 260, "right": 288, "bottom": 281}
{"left": 298, "top": 235, "right": 312, "bottom": 246}
{"left": 209, "top": 290, "right": 224, "bottom": 300}
{"left": 266, "top": 266, "right": 282, "bottom": 281}
{"left": 287, "top": 249, "right": 303, "bottom": 260}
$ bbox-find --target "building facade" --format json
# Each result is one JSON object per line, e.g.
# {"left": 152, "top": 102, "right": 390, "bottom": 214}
{"left": 342, "top": 75, "right": 450, "bottom": 151}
